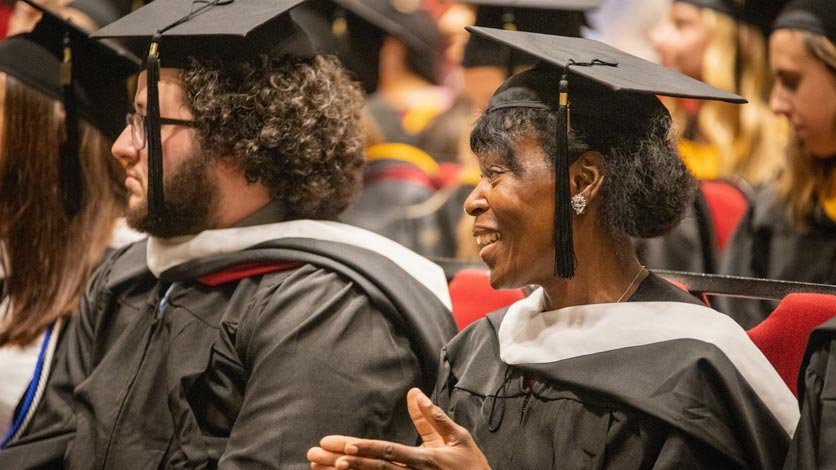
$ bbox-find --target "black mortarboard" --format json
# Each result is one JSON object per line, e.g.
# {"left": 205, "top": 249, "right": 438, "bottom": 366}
{"left": 327, "top": 0, "right": 441, "bottom": 89}
{"left": 468, "top": 27, "right": 744, "bottom": 278}
{"left": 773, "top": 0, "right": 835, "bottom": 42}
{"left": 460, "top": 0, "right": 602, "bottom": 74}
{"left": 0, "top": 1, "right": 139, "bottom": 216}
{"left": 675, "top": 0, "right": 787, "bottom": 35}
{"left": 92, "top": 0, "right": 313, "bottom": 225}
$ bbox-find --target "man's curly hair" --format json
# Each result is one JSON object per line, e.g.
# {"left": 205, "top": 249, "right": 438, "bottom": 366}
{"left": 181, "top": 54, "right": 365, "bottom": 220}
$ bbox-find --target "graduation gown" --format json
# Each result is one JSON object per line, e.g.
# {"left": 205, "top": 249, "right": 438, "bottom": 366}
{"left": 0, "top": 218, "right": 457, "bottom": 469}
{"left": 784, "top": 317, "right": 836, "bottom": 469}
{"left": 718, "top": 187, "right": 836, "bottom": 329}
{"left": 434, "top": 274, "right": 798, "bottom": 469}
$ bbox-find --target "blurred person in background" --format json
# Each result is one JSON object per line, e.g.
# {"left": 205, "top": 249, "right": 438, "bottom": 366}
{"left": 719, "top": 0, "right": 836, "bottom": 329}
{"left": 650, "top": 0, "right": 788, "bottom": 185}
{"left": 328, "top": 0, "right": 460, "bottom": 257}
{"left": 636, "top": 0, "right": 788, "bottom": 274}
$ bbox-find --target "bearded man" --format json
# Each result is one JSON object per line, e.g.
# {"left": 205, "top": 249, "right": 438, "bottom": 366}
{"left": 0, "top": 1, "right": 456, "bottom": 468}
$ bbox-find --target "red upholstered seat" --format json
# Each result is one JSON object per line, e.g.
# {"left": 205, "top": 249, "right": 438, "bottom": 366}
{"left": 699, "top": 180, "right": 749, "bottom": 251}
{"left": 747, "top": 293, "right": 836, "bottom": 396}
{"left": 448, "top": 268, "right": 526, "bottom": 331}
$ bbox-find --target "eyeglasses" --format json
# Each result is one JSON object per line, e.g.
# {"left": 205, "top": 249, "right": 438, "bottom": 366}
{"left": 125, "top": 112, "right": 195, "bottom": 150}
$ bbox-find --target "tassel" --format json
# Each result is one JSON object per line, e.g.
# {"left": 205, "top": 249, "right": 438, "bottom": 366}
{"left": 146, "top": 35, "right": 164, "bottom": 223}
{"left": 554, "top": 73, "right": 575, "bottom": 278}
{"left": 332, "top": 8, "right": 347, "bottom": 37}
{"left": 59, "top": 31, "right": 82, "bottom": 216}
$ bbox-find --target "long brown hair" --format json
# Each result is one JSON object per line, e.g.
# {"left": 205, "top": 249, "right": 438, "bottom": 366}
{"left": 776, "top": 32, "right": 836, "bottom": 229}
{"left": 0, "top": 74, "right": 126, "bottom": 346}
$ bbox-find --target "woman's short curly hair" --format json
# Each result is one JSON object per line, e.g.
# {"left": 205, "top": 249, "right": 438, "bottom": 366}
{"left": 470, "top": 106, "right": 697, "bottom": 240}
{"left": 181, "top": 54, "right": 365, "bottom": 220}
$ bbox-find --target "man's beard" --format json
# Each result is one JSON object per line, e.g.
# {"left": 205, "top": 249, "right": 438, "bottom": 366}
{"left": 126, "top": 152, "right": 219, "bottom": 238}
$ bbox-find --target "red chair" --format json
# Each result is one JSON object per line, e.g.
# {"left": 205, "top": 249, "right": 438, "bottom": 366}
{"left": 747, "top": 293, "right": 836, "bottom": 396}
{"left": 448, "top": 268, "right": 525, "bottom": 331}
{"left": 699, "top": 180, "right": 750, "bottom": 251}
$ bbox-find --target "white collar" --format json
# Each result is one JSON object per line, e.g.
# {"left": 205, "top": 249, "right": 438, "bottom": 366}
{"left": 146, "top": 220, "right": 452, "bottom": 309}
{"left": 498, "top": 288, "right": 799, "bottom": 437}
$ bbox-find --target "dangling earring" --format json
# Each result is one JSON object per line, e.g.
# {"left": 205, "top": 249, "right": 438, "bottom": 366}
{"left": 571, "top": 193, "right": 587, "bottom": 215}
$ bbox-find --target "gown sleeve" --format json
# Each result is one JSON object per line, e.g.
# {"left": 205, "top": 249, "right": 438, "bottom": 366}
{"left": 216, "top": 265, "right": 421, "bottom": 470}
{"left": 784, "top": 339, "right": 836, "bottom": 470}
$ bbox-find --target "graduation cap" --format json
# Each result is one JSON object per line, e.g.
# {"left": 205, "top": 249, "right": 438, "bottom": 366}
{"left": 92, "top": 0, "right": 313, "bottom": 225}
{"left": 675, "top": 0, "right": 786, "bottom": 35}
{"left": 467, "top": 27, "right": 745, "bottom": 278}
{"left": 327, "top": 0, "right": 441, "bottom": 89}
{"left": 0, "top": 0, "right": 140, "bottom": 216}
{"left": 459, "top": 0, "right": 602, "bottom": 74}
{"left": 773, "top": 0, "right": 834, "bottom": 42}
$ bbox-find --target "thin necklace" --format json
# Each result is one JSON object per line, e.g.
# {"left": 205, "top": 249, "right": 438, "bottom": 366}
{"left": 616, "top": 265, "right": 646, "bottom": 303}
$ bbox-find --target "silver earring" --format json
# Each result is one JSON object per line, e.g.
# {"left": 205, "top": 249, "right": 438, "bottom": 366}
{"left": 571, "top": 193, "right": 587, "bottom": 215}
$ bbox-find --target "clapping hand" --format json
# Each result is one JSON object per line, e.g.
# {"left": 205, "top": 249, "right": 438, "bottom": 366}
{"left": 307, "top": 388, "right": 490, "bottom": 470}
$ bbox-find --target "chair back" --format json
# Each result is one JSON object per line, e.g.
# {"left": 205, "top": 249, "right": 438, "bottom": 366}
{"left": 699, "top": 180, "right": 750, "bottom": 251}
{"left": 448, "top": 268, "right": 525, "bottom": 331}
{"left": 747, "top": 293, "right": 836, "bottom": 395}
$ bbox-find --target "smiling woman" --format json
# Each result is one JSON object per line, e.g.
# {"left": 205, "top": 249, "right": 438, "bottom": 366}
{"left": 308, "top": 30, "right": 799, "bottom": 470}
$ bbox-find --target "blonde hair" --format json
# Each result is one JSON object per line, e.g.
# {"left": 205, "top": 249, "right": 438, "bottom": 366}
{"left": 669, "top": 8, "right": 788, "bottom": 185}
{"left": 776, "top": 32, "right": 836, "bottom": 229}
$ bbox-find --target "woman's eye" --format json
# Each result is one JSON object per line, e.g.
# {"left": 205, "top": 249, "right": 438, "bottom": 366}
{"left": 782, "top": 77, "right": 800, "bottom": 92}
{"left": 777, "top": 72, "right": 800, "bottom": 92}
{"left": 485, "top": 166, "right": 504, "bottom": 179}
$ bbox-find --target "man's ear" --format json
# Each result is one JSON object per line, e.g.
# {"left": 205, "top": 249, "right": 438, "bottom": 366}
{"left": 570, "top": 150, "right": 605, "bottom": 201}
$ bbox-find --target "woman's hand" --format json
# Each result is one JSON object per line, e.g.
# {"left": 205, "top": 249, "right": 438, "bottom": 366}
{"left": 307, "top": 388, "right": 491, "bottom": 470}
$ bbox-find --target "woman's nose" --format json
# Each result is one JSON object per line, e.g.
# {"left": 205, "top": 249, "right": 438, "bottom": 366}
{"left": 464, "top": 183, "right": 489, "bottom": 217}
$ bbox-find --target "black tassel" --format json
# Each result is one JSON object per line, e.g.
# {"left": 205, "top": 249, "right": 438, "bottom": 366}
{"left": 59, "top": 31, "right": 82, "bottom": 217}
{"left": 554, "top": 73, "right": 574, "bottom": 279}
{"left": 146, "top": 34, "right": 164, "bottom": 223}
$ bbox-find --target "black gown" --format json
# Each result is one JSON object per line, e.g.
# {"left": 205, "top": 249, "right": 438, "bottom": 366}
{"left": 434, "top": 274, "right": 798, "bottom": 469}
{"left": 718, "top": 187, "right": 836, "bottom": 329}
{"left": 0, "top": 214, "right": 457, "bottom": 469}
{"left": 783, "top": 317, "right": 836, "bottom": 469}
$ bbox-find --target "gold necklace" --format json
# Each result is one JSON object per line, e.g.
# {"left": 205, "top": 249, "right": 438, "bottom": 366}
{"left": 616, "top": 265, "right": 646, "bottom": 303}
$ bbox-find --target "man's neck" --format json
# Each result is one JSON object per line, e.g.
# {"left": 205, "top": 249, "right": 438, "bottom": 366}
{"left": 209, "top": 163, "right": 274, "bottom": 229}
{"left": 231, "top": 199, "right": 286, "bottom": 228}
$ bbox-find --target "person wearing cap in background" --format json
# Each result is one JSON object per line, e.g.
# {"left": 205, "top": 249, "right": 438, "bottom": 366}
{"left": 309, "top": 28, "right": 798, "bottom": 469}
{"left": 650, "top": 0, "right": 788, "bottom": 186}
{"left": 718, "top": 0, "right": 835, "bottom": 324}
{"left": 313, "top": 0, "right": 462, "bottom": 259}
{"left": 332, "top": 0, "right": 450, "bottom": 145}
{"left": 635, "top": 0, "right": 789, "bottom": 276}
{"left": 767, "top": 3, "right": 836, "bottom": 464}
{"left": 0, "top": 0, "right": 457, "bottom": 468}
{"left": 0, "top": 0, "right": 139, "bottom": 447}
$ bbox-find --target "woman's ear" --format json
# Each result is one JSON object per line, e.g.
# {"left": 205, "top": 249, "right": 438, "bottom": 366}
{"left": 570, "top": 150, "right": 605, "bottom": 201}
